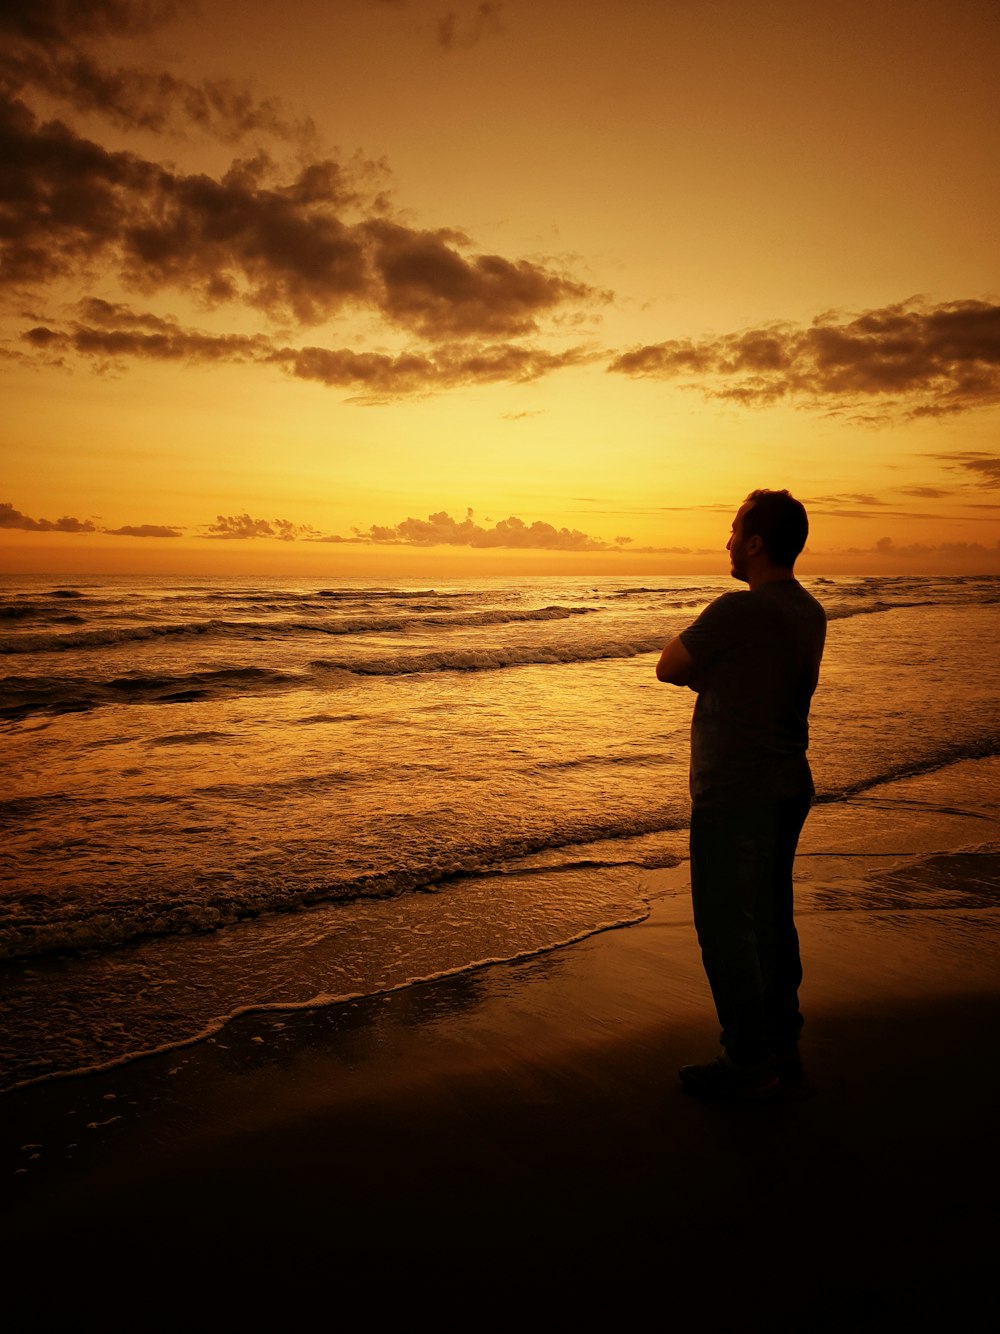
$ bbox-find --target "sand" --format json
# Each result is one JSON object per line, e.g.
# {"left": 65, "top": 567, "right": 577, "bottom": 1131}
{"left": 3, "top": 785, "right": 999, "bottom": 1331}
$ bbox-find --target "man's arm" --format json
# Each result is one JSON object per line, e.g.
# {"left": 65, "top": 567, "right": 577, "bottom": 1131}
{"left": 656, "top": 635, "right": 696, "bottom": 686}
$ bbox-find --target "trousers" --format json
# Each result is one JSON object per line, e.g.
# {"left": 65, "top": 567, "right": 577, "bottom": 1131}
{"left": 689, "top": 793, "right": 812, "bottom": 1068}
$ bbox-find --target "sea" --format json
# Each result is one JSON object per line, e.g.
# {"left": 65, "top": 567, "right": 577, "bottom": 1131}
{"left": 2, "top": 572, "right": 999, "bottom": 1092}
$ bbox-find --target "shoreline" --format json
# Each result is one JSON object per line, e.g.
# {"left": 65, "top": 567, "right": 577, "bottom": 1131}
{"left": 3, "top": 755, "right": 996, "bottom": 1096}
{"left": 3, "top": 761, "right": 999, "bottom": 1327}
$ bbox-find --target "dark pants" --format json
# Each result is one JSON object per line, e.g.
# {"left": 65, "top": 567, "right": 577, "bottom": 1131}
{"left": 689, "top": 793, "right": 812, "bottom": 1068}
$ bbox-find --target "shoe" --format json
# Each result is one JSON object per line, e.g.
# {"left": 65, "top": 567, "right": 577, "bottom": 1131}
{"left": 678, "top": 1054, "right": 779, "bottom": 1102}
{"left": 775, "top": 1051, "right": 804, "bottom": 1084}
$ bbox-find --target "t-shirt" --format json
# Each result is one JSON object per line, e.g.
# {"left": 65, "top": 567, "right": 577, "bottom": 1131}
{"left": 679, "top": 580, "right": 826, "bottom": 808}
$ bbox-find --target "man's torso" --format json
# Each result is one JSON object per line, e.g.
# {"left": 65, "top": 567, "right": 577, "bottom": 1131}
{"left": 679, "top": 580, "right": 826, "bottom": 808}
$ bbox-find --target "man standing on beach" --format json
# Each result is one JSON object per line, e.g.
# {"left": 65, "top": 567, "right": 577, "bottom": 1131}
{"left": 656, "top": 489, "right": 825, "bottom": 1099}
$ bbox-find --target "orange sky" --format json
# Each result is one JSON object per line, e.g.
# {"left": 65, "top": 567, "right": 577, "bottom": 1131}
{"left": 2, "top": 0, "right": 998, "bottom": 575}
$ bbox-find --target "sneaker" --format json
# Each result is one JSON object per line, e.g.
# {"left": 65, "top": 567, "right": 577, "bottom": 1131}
{"left": 678, "top": 1054, "right": 779, "bottom": 1102}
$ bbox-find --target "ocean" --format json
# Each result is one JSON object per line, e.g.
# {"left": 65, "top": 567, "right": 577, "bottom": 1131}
{"left": 2, "top": 572, "right": 999, "bottom": 1092}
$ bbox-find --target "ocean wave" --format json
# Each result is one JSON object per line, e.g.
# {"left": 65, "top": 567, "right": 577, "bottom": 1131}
{"left": 0, "top": 664, "right": 305, "bottom": 720}
{"left": 825, "top": 599, "right": 934, "bottom": 621}
{"left": 0, "top": 809, "right": 685, "bottom": 962}
{"left": 0, "top": 620, "right": 220, "bottom": 654}
{"left": 0, "top": 635, "right": 663, "bottom": 718}
{"left": 313, "top": 636, "right": 666, "bottom": 678}
{"left": 0, "top": 603, "right": 596, "bottom": 655}
{"left": 816, "top": 731, "right": 1000, "bottom": 803}
{"left": 147, "top": 730, "right": 236, "bottom": 747}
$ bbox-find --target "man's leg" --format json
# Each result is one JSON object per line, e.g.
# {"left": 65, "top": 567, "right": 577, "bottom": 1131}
{"left": 688, "top": 802, "right": 773, "bottom": 1070}
{"left": 756, "top": 794, "right": 812, "bottom": 1066}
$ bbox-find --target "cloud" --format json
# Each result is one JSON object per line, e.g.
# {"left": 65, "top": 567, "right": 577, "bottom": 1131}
{"left": 353, "top": 508, "right": 616, "bottom": 550}
{"left": 1, "top": 1, "right": 600, "bottom": 394}
{"left": 1, "top": 498, "right": 183, "bottom": 537}
{"left": 437, "top": 3, "right": 504, "bottom": 52}
{"left": 0, "top": 93, "right": 596, "bottom": 338}
{"left": 0, "top": 500, "right": 97, "bottom": 532}
{"left": 205, "top": 513, "right": 321, "bottom": 541}
{"left": 25, "top": 318, "right": 274, "bottom": 367}
{"left": 608, "top": 298, "right": 1000, "bottom": 418}
{"left": 284, "top": 339, "right": 591, "bottom": 393}
{"left": 0, "top": 0, "right": 315, "bottom": 144}
{"left": 871, "top": 537, "right": 1000, "bottom": 556}
{"left": 104, "top": 523, "right": 182, "bottom": 537}
{"left": 810, "top": 493, "right": 886, "bottom": 506}
{"left": 23, "top": 302, "right": 593, "bottom": 395}
{"left": 926, "top": 452, "right": 1000, "bottom": 486}
{"left": 365, "top": 217, "right": 595, "bottom": 338}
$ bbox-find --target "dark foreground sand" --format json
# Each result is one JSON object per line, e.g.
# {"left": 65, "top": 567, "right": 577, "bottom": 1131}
{"left": 3, "top": 805, "right": 999, "bottom": 1331}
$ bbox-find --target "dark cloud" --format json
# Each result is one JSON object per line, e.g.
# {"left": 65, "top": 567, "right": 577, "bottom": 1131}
{"left": 927, "top": 452, "right": 1000, "bottom": 486}
{"left": 896, "top": 485, "right": 953, "bottom": 499}
{"left": 25, "top": 313, "right": 275, "bottom": 366}
{"left": 608, "top": 299, "right": 1000, "bottom": 418}
{"left": 0, "top": 1, "right": 314, "bottom": 144}
{"left": 365, "top": 218, "right": 594, "bottom": 338}
{"left": 1, "top": 2, "right": 599, "bottom": 387}
{"left": 205, "top": 514, "right": 321, "bottom": 541}
{"left": 810, "top": 493, "right": 885, "bottom": 506}
{"left": 0, "top": 1, "right": 176, "bottom": 48}
{"left": 871, "top": 537, "right": 1000, "bottom": 556}
{"left": 2, "top": 497, "right": 182, "bottom": 537}
{"left": 23, "top": 303, "right": 592, "bottom": 395}
{"left": 809, "top": 506, "right": 946, "bottom": 521}
{"left": 104, "top": 523, "right": 182, "bottom": 537}
{"left": 353, "top": 508, "right": 615, "bottom": 550}
{"left": 0, "top": 500, "right": 97, "bottom": 532}
{"left": 1, "top": 95, "right": 596, "bottom": 338}
{"left": 285, "top": 340, "right": 590, "bottom": 393}
{"left": 437, "top": 3, "right": 504, "bottom": 52}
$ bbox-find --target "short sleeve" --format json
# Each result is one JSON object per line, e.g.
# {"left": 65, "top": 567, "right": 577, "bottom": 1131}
{"left": 679, "top": 592, "right": 750, "bottom": 668}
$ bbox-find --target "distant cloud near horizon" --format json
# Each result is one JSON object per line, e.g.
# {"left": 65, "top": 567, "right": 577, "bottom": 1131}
{"left": 104, "top": 524, "right": 182, "bottom": 538}
{"left": 869, "top": 536, "right": 1000, "bottom": 556}
{"left": 352, "top": 509, "right": 620, "bottom": 550}
{"left": 608, "top": 299, "right": 1000, "bottom": 419}
{"left": 0, "top": 501, "right": 97, "bottom": 534}
{"left": 1, "top": 500, "right": 181, "bottom": 537}
{"left": 205, "top": 514, "right": 322, "bottom": 541}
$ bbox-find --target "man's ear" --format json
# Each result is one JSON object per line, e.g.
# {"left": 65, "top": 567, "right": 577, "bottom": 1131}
{"left": 746, "top": 533, "right": 764, "bottom": 556}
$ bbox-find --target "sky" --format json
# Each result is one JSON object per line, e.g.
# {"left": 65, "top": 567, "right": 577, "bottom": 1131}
{"left": 2, "top": 0, "right": 998, "bottom": 577}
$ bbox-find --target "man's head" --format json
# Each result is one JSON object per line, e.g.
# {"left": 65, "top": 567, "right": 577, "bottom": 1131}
{"left": 727, "top": 489, "right": 809, "bottom": 583}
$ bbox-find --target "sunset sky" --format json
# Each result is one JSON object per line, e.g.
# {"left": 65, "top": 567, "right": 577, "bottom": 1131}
{"left": 2, "top": 0, "right": 998, "bottom": 576}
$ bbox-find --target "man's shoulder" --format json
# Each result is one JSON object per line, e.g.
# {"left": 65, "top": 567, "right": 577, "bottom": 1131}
{"left": 680, "top": 590, "right": 755, "bottom": 658}
{"left": 698, "top": 589, "right": 752, "bottom": 618}
{"left": 754, "top": 579, "right": 826, "bottom": 618}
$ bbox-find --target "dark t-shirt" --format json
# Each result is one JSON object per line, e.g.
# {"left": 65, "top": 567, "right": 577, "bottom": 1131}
{"left": 679, "top": 580, "right": 826, "bottom": 808}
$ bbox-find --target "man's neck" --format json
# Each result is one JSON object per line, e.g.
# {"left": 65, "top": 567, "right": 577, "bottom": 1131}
{"left": 746, "top": 563, "right": 796, "bottom": 592}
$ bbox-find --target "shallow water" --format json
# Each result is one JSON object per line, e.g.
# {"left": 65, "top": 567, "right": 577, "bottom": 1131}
{"left": 2, "top": 573, "right": 998, "bottom": 1089}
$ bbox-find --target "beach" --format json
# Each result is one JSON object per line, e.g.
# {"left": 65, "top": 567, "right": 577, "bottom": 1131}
{"left": 4, "top": 761, "right": 999, "bottom": 1330}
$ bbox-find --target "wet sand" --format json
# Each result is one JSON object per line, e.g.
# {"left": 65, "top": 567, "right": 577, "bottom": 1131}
{"left": 3, "top": 790, "right": 999, "bottom": 1330}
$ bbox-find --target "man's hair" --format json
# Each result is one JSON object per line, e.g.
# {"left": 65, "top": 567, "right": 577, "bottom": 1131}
{"left": 742, "top": 489, "right": 809, "bottom": 568}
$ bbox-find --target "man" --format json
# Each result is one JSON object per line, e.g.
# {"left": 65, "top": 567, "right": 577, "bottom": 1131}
{"left": 657, "top": 489, "right": 826, "bottom": 1100}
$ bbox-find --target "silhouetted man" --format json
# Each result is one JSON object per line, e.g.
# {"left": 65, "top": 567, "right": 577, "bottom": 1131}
{"left": 657, "top": 489, "right": 825, "bottom": 1099}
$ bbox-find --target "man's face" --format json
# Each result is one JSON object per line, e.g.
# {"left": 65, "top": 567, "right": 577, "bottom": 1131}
{"left": 726, "top": 502, "right": 754, "bottom": 582}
